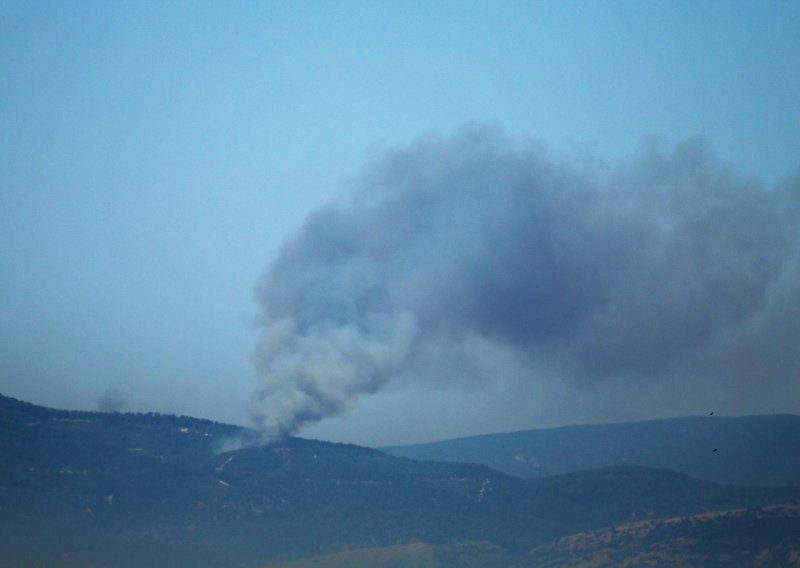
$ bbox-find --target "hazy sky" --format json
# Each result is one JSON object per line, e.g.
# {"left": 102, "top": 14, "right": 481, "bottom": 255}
{"left": 2, "top": 1, "right": 799, "bottom": 446}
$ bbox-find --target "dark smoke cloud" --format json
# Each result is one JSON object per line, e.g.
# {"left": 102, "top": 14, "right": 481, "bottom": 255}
{"left": 250, "top": 125, "right": 800, "bottom": 441}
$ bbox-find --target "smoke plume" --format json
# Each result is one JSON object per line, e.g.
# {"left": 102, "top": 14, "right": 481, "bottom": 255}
{"left": 249, "top": 125, "right": 800, "bottom": 442}
{"left": 97, "top": 387, "right": 125, "bottom": 413}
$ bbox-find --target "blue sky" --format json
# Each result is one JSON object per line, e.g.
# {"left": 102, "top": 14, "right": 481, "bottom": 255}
{"left": 1, "top": 1, "right": 799, "bottom": 445}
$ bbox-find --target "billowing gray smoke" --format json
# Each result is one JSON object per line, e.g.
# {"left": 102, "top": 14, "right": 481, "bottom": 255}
{"left": 250, "top": 125, "right": 800, "bottom": 442}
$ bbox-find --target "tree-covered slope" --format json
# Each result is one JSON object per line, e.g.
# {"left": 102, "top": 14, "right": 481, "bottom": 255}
{"left": 1, "top": 394, "right": 798, "bottom": 567}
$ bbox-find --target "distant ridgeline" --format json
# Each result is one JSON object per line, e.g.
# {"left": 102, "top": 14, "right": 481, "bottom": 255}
{"left": 383, "top": 414, "right": 800, "bottom": 487}
{"left": 1, "top": 393, "right": 799, "bottom": 567}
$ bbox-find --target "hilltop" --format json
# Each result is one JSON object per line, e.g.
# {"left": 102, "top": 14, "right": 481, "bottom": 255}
{"left": 383, "top": 414, "right": 800, "bottom": 486}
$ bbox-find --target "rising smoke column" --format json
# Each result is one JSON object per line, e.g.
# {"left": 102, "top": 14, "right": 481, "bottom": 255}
{"left": 249, "top": 125, "right": 800, "bottom": 442}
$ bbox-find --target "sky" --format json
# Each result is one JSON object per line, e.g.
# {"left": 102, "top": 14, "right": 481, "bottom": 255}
{"left": 1, "top": 1, "right": 799, "bottom": 446}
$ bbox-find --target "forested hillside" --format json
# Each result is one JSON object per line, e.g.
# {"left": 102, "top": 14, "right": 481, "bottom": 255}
{"left": 2, "top": 394, "right": 798, "bottom": 567}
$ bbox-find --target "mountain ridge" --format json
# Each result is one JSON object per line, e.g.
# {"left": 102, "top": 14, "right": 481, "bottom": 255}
{"left": 2, "top": 392, "right": 799, "bottom": 566}
{"left": 382, "top": 414, "right": 800, "bottom": 486}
